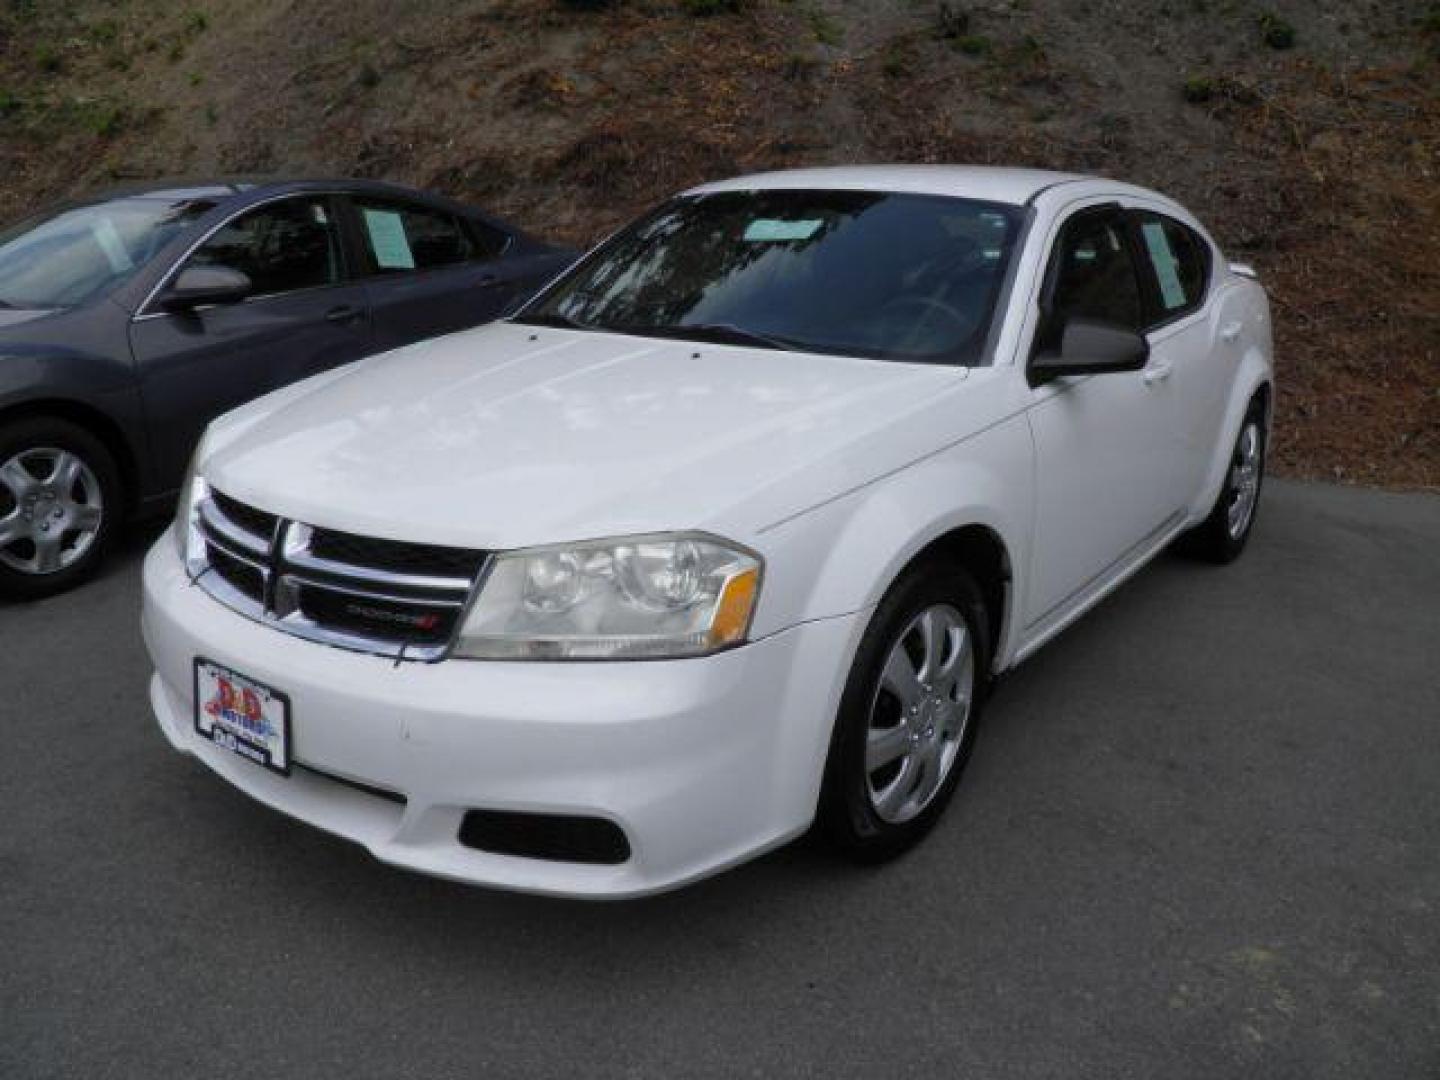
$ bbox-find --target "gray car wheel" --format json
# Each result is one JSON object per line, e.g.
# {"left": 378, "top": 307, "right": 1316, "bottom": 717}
{"left": 0, "top": 418, "right": 120, "bottom": 599}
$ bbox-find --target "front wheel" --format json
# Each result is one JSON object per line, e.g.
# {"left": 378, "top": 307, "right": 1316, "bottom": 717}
{"left": 818, "top": 560, "right": 991, "bottom": 862}
{"left": 0, "top": 417, "right": 120, "bottom": 599}
{"left": 1178, "top": 395, "right": 1267, "bottom": 564}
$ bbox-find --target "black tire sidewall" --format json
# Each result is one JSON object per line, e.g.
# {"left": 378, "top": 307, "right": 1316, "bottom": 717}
{"left": 0, "top": 417, "right": 121, "bottom": 599}
{"left": 1178, "top": 395, "right": 1267, "bottom": 564}
{"left": 1210, "top": 399, "right": 1267, "bottom": 561}
{"left": 820, "top": 559, "right": 992, "bottom": 861}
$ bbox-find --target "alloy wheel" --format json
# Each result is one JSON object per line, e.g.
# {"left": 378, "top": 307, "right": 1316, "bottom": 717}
{"left": 0, "top": 447, "right": 105, "bottom": 575}
{"left": 1226, "top": 421, "right": 1262, "bottom": 540}
{"left": 865, "top": 603, "right": 976, "bottom": 824}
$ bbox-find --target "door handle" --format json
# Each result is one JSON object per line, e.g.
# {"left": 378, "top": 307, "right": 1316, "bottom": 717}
{"left": 325, "top": 305, "right": 364, "bottom": 324}
{"left": 1142, "top": 360, "right": 1173, "bottom": 385}
{"left": 475, "top": 274, "right": 509, "bottom": 291}
{"left": 1220, "top": 320, "right": 1243, "bottom": 344}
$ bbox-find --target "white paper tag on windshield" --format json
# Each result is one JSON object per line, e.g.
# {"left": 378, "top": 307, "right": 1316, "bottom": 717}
{"left": 92, "top": 219, "right": 134, "bottom": 274}
{"left": 743, "top": 219, "right": 823, "bottom": 242}
{"left": 362, "top": 208, "right": 415, "bottom": 269}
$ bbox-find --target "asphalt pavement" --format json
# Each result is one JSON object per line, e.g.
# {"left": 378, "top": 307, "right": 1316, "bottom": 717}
{"left": 2, "top": 479, "right": 1437, "bottom": 1079}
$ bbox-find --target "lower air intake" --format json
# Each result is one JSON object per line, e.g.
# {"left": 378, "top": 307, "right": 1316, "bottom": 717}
{"left": 458, "top": 809, "right": 632, "bottom": 865}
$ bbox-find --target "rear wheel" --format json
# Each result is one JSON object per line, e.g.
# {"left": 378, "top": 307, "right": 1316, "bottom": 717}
{"left": 1179, "top": 395, "right": 1266, "bottom": 564}
{"left": 818, "top": 559, "right": 991, "bottom": 862}
{"left": 0, "top": 417, "right": 120, "bottom": 599}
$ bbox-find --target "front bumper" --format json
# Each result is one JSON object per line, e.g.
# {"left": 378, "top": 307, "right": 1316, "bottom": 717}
{"left": 141, "top": 537, "right": 863, "bottom": 897}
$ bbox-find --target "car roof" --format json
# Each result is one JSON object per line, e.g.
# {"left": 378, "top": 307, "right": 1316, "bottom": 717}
{"left": 36, "top": 176, "right": 475, "bottom": 217}
{"left": 686, "top": 165, "right": 1097, "bottom": 206}
{"left": 70, "top": 176, "right": 447, "bottom": 204}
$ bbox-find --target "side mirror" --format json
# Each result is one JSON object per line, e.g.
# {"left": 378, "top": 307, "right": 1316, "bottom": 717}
{"left": 1029, "top": 317, "right": 1149, "bottom": 386}
{"left": 161, "top": 265, "right": 252, "bottom": 311}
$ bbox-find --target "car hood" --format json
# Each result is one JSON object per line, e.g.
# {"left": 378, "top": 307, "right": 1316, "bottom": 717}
{"left": 205, "top": 321, "right": 968, "bottom": 549}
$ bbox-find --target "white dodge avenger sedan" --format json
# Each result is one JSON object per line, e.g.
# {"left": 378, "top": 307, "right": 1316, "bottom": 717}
{"left": 142, "top": 166, "right": 1273, "bottom": 897}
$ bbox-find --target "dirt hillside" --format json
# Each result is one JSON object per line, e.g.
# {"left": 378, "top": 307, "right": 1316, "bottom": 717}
{"left": 1, "top": 0, "right": 1436, "bottom": 487}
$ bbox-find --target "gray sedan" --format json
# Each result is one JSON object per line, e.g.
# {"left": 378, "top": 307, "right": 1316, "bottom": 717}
{"left": 0, "top": 178, "right": 574, "bottom": 597}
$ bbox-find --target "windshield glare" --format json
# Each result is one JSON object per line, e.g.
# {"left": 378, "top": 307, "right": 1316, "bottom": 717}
{"left": 519, "top": 189, "right": 1021, "bottom": 364}
{"left": 0, "top": 196, "right": 216, "bottom": 309}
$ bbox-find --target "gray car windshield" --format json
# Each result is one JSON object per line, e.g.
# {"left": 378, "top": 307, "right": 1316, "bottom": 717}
{"left": 515, "top": 189, "right": 1022, "bottom": 364}
{"left": 0, "top": 196, "right": 215, "bottom": 309}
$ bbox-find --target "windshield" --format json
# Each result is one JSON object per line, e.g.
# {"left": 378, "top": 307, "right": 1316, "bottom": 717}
{"left": 0, "top": 196, "right": 216, "bottom": 309}
{"left": 515, "top": 189, "right": 1022, "bottom": 364}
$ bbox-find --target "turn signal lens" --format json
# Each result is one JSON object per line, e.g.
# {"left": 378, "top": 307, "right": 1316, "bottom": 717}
{"left": 708, "top": 566, "right": 759, "bottom": 651}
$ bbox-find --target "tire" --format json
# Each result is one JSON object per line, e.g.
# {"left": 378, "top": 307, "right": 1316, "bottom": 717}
{"left": 818, "top": 559, "right": 992, "bottom": 862}
{"left": 1178, "top": 395, "right": 1267, "bottom": 564}
{"left": 0, "top": 417, "right": 121, "bottom": 600}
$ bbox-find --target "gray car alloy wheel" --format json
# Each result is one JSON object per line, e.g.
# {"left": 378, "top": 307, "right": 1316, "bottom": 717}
{"left": 865, "top": 603, "right": 976, "bottom": 825}
{"left": 0, "top": 447, "right": 105, "bottom": 575}
{"left": 1226, "top": 420, "right": 1263, "bottom": 540}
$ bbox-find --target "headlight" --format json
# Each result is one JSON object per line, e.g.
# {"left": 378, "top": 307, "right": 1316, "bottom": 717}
{"left": 173, "top": 445, "right": 209, "bottom": 576}
{"left": 454, "top": 533, "right": 762, "bottom": 661}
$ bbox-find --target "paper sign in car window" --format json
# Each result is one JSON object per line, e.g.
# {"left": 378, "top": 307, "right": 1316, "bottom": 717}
{"left": 743, "top": 219, "right": 823, "bottom": 242}
{"left": 92, "top": 218, "right": 134, "bottom": 274}
{"left": 362, "top": 209, "right": 415, "bottom": 270}
{"left": 1141, "top": 220, "right": 1187, "bottom": 310}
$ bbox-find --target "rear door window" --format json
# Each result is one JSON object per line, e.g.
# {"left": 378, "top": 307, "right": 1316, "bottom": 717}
{"left": 352, "top": 199, "right": 483, "bottom": 274}
{"left": 1133, "top": 212, "right": 1209, "bottom": 323}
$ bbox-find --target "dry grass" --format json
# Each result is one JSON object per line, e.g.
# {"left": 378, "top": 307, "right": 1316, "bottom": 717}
{"left": 0, "top": 0, "right": 1435, "bottom": 486}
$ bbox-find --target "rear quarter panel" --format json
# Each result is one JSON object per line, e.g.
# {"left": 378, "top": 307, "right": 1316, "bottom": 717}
{"left": 1188, "top": 273, "right": 1274, "bottom": 520}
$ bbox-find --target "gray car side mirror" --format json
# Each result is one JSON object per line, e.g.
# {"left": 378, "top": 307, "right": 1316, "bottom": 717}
{"left": 161, "top": 265, "right": 253, "bottom": 311}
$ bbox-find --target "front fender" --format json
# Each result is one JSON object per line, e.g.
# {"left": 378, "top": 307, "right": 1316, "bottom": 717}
{"left": 0, "top": 342, "right": 135, "bottom": 406}
{"left": 752, "top": 412, "right": 1033, "bottom": 667}
{"left": 0, "top": 344, "right": 148, "bottom": 489}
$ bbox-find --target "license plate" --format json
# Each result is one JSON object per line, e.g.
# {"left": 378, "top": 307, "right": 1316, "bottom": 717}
{"left": 193, "top": 659, "right": 292, "bottom": 776}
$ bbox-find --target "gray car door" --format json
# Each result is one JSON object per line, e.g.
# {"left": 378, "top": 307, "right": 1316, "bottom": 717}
{"left": 345, "top": 195, "right": 526, "bottom": 353}
{"left": 129, "top": 195, "right": 373, "bottom": 488}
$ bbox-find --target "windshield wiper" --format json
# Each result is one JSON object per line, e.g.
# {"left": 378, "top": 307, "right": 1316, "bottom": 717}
{"left": 617, "top": 322, "right": 801, "bottom": 352}
{"left": 508, "top": 312, "right": 596, "bottom": 331}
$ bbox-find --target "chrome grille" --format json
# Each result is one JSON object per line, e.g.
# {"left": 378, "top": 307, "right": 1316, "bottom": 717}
{"left": 192, "top": 485, "right": 487, "bottom": 661}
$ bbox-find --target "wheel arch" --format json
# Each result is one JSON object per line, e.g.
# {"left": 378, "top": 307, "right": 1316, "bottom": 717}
{"left": 0, "top": 398, "right": 141, "bottom": 514}
{"left": 893, "top": 524, "right": 1013, "bottom": 671}
{"left": 1190, "top": 366, "right": 1274, "bottom": 522}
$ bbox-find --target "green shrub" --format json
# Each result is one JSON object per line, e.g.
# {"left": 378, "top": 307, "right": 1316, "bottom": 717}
{"left": 679, "top": 0, "right": 746, "bottom": 13}
{"left": 935, "top": 2, "right": 970, "bottom": 39}
{"left": 954, "top": 34, "right": 990, "bottom": 55}
{"left": 89, "top": 20, "right": 120, "bottom": 46}
{"left": 1258, "top": 12, "right": 1295, "bottom": 49}
{"left": 809, "top": 9, "right": 842, "bottom": 44}
{"left": 1182, "top": 74, "right": 1214, "bottom": 103}
{"left": 35, "top": 43, "right": 62, "bottom": 73}
{"left": 782, "top": 51, "right": 818, "bottom": 80}
{"left": 89, "top": 104, "right": 125, "bottom": 137}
